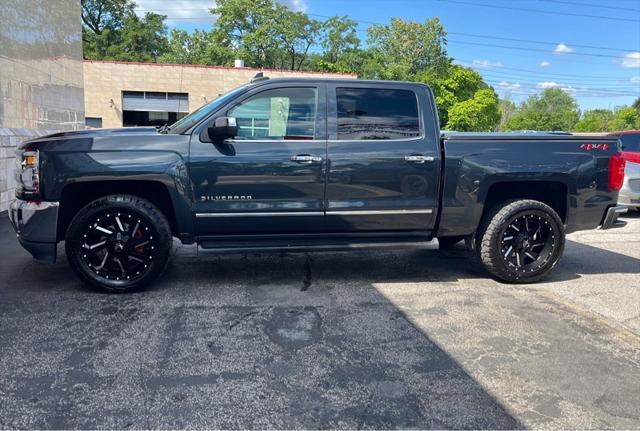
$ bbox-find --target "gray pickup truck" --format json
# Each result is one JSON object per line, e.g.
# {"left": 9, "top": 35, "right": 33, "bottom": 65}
{"left": 9, "top": 76, "right": 626, "bottom": 292}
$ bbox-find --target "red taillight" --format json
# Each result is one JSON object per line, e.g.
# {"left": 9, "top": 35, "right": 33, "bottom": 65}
{"left": 609, "top": 154, "right": 626, "bottom": 191}
{"left": 622, "top": 151, "right": 640, "bottom": 165}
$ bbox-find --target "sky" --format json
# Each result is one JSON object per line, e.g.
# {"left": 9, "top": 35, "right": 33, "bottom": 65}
{"left": 133, "top": 0, "right": 640, "bottom": 110}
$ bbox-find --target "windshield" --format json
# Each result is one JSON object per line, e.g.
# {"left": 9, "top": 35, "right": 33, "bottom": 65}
{"left": 168, "top": 84, "right": 249, "bottom": 134}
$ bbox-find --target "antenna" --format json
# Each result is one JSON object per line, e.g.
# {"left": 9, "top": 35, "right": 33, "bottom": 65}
{"left": 250, "top": 72, "right": 269, "bottom": 83}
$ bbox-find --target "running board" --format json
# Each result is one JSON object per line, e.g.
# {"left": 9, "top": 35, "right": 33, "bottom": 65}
{"left": 197, "top": 240, "right": 435, "bottom": 255}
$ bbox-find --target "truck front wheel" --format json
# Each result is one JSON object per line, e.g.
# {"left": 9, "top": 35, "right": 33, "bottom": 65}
{"left": 477, "top": 199, "right": 565, "bottom": 283}
{"left": 65, "top": 194, "right": 172, "bottom": 293}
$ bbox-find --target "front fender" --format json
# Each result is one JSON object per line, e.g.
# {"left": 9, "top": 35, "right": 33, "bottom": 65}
{"left": 42, "top": 150, "right": 194, "bottom": 236}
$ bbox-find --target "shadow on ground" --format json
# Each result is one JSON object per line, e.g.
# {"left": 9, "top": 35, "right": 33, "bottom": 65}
{"left": 0, "top": 217, "right": 523, "bottom": 429}
{"left": 2, "top": 214, "right": 639, "bottom": 429}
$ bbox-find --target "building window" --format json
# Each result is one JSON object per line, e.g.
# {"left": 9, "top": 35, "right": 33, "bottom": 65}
{"left": 336, "top": 88, "right": 420, "bottom": 140}
{"left": 86, "top": 117, "right": 103, "bottom": 128}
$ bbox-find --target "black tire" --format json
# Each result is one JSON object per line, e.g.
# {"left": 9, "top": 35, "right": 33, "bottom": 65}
{"left": 438, "top": 236, "right": 465, "bottom": 249}
{"left": 477, "top": 199, "right": 565, "bottom": 284}
{"left": 65, "top": 194, "right": 172, "bottom": 293}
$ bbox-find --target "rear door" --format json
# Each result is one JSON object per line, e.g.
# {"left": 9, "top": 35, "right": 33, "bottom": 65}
{"left": 324, "top": 83, "right": 441, "bottom": 232}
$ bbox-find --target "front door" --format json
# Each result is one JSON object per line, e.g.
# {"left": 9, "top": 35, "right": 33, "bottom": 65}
{"left": 324, "top": 84, "right": 441, "bottom": 232}
{"left": 189, "top": 84, "right": 327, "bottom": 235}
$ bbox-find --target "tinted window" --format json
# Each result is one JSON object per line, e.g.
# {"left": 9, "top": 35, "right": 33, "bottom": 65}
{"left": 337, "top": 88, "right": 420, "bottom": 140}
{"left": 619, "top": 133, "right": 640, "bottom": 152}
{"left": 229, "top": 87, "right": 317, "bottom": 140}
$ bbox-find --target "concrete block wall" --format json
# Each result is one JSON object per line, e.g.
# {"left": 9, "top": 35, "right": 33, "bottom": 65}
{"left": 0, "top": 0, "right": 84, "bottom": 212}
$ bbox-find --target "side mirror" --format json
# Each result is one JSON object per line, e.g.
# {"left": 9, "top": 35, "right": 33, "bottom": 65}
{"left": 201, "top": 116, "right": 238, "bottom": 143}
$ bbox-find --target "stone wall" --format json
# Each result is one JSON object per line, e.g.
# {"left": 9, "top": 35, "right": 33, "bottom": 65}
{"left": 0, "top": 0, "right": 84, "bottom": 211}
{"left": 84, "top": 61, "right": 356, "bottom": 129}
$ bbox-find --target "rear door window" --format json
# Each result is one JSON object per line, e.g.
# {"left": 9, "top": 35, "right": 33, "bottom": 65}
{"left": 336, "top": 88, "right": 420, "bottom": 140}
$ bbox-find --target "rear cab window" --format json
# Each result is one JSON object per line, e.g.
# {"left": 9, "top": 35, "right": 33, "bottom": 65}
{"left": 336, "top": 87, "right": 421, "bottom": 140}
{"left": 619, "top": 133, "right": 640, "bottom": 153}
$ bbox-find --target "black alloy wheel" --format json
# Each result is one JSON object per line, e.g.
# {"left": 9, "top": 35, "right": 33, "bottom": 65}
{"left": 477, "top": 199, "right": 565, "bottom": 283}
{"left": 499, "top": 213, "right": 557, "bottom": 273}
{"left": 80, "top": 211, "right": 155, "bottom": 281}
{"left": 65, "top": 195, "right": 172, "bottom": 292}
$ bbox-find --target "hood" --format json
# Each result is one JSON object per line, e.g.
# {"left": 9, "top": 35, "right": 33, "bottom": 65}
{"left": 19, "top": 127, "right": 160, "bottom": 149}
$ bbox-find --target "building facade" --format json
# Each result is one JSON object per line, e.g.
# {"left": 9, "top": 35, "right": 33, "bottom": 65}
{"left": 0, "top": 0, "right": 85, "bottom": 211}
{"left": 84, "top": 61, "right": 356, "bottom": 129}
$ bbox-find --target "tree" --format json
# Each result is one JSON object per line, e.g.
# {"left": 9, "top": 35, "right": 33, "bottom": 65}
{"left": 81, "top": 0, "right": 133, "bottom": 35}
{"left": 446, "top": 88, "right": 500, "bottom": 131}
{"left": 160, "top": 29, "right": 234, "bottom": 65}
{"left": 497, "top": 99, "right": 517, "bottom": 131}
{"left": 364, "top": 18, "right": 450, "bottom": 80}
{"left": 574, "top": 109, "right": 614, "bottom": 132}
{"left": 608, "top": 106, "right": 640, "bottom": 131}
{"left": 632, "top": 97, "right": 640, "bottom": 115}
{"left": 319, "top": 16, "right": 360, "bottom": 65}
{"left": 81, "top": 0, "right": 170, "bottom": 61}
{"left": 110, "top": 13, "right": 168, "bottom": 61}
{"left": 211, "top": 0, "right": 281, "bottom": 68}
{"left": 272, "top": 7, "right": 321, "bottom": 70}
{"left": 420, "top": 65, "right": 484, "bottom": 126}
{"left": 505, "top": 88, "right": 580, "bottom": 131}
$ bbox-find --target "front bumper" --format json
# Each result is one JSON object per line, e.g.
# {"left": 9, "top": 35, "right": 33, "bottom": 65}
{"left": 600, "top": 205, "right": 627, "bottom": 230}
{"left": 8, "top": 199, "right": 59, "bottom": 263}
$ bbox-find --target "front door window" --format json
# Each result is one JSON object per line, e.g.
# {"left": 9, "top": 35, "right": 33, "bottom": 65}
{"left": 228, "top": 88, "right": 318, "bottom": 140}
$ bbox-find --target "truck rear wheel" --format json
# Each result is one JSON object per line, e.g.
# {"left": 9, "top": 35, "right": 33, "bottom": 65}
{"left": 65, "top": 194, "right": 172, "bottom": 293}
{"left": 477, "top": 199, "right": 565, "bottom": 283}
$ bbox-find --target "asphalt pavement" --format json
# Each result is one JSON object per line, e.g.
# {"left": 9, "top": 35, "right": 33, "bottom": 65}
{"left": 1, "top": 211, "right": 639, "bottom": 429}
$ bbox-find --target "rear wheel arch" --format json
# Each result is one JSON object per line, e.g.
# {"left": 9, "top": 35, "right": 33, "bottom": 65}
{"left": 480, "top": 180, "right": 570, "bottom": 224}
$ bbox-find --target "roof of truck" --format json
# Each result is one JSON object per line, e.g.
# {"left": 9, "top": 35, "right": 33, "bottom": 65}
{"left": 251, "top": 76, "right": 429, "bottom": 86}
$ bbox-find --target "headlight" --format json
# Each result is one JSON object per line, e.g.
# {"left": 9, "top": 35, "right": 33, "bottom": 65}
{"left": 15, "top": 149, "right": 40, "bottom": 198}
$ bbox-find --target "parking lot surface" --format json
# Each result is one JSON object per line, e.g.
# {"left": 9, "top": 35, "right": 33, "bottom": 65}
{"left": 1, "top": 213, "right": 639, "bottom": 429}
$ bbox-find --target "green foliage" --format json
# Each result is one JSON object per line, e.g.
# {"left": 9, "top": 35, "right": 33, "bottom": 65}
{"left": 363, "top": 18, "right": 450, "bottom": 80}
{"left": 446, "top": 88, "right": 500, "bottom": 132}
{"left": 632, "top": 97, "right": 640, "bottom": 114}
{"left": 320, "top": 16, "right": 360, "bottom": 65}
{"left": 505, "top": 88, "right": 580, "bottom": 132}
{"left": 82, "top": 0, "right": 168, "bottom": 61}
{"left": 496, "top": 99, "right": 517, "bottom": 131}
{"left": 608, "top": 107, "right": 640, "bottom": 131}
{"left": 574, "top": 109, "right": 614, "bottom": 132}
{"left": 210, "top": 0, "right": 322, "bottom": 70}
{"left": 159, "top": 29, "right": 234, "bottom": 65}
{"left": 420, "top": 65, "right": 484, "bottom": 126}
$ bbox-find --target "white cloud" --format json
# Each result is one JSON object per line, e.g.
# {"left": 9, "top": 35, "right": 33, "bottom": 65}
{"left": 553, "top": 43, "right": 574, "bottom": 54}
{"left": 620, "top": 52, "right": 640, "bottom": 68}
{"left": 497, "top": 81, "right": 521, "bottom": 90}
{"left": 135, "top": 0, "right": 215, "bottom": 25}
{"left": 472, "top": 59, "right": 504, "bottom": 69}
{"left": 632, "top": 76, "right": 640, "bottom": 83}
{"left": 537, "top": 81, "right": 560, "bottom": 89}
{"left": 495, "top": 81, "right": 529, "bottom": 95}
{"left": 537, "top": 81, "right": 576, "bottom": 94}
{"left": 279, "top": 0, "right": 308, "bottom": 12}
{"left": 539, "top": 60, "right": 551, "bottom": 68}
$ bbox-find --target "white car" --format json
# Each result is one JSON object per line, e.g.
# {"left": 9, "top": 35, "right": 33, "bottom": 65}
{"left": 611, "top": 131, "right": 640, "bottom": 211}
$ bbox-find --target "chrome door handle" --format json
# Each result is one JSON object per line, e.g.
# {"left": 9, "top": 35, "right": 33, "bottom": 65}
{"left": 405, "top": 155, "right": 434, "bottom": 164}
{"left": 291, "top": 154, "right": 323, "bottom": 164}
